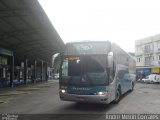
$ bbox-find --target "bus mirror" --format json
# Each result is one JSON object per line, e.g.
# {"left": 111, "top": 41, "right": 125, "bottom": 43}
{"left": 107, "top": 52, "right": 113, "bottom": 68}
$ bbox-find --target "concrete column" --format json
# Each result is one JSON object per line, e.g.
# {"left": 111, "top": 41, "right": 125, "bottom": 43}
{"left": 41, "top": 60, "right": 43, "bottom": 81}
{"left": 33, "top": 60, "right": 37, "bottom": 83}
{"left": 18, "top": 69, "right": 20, "bottom": 82}
{"left": 24, "top": 57, "right": 28, "bottom": 85}
{"left": 10, "top": 56, "right": 14, "bottom": 87}
{"left": 45, "top": 62, "right": 48, "bottom": 81}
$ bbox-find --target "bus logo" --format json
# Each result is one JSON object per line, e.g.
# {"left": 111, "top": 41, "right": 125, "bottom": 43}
{"left": 74, "top": 44, "right": 92, "bottom": 51}
{"left": 81, "top": 75, "right": 87, "bottom": 83}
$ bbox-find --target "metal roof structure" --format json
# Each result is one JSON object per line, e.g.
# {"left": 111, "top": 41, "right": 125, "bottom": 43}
{"left": 0, "top": 0, "right": 64, "bottom": 65}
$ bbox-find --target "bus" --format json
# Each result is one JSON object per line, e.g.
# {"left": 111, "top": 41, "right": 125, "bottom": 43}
{"left": 59, "top": 41, "right": 136, "bottom": 104}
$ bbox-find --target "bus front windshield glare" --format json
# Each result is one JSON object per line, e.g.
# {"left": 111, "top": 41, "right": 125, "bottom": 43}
{"left": 61, "top": 55, "right": 109, "bottom": 85}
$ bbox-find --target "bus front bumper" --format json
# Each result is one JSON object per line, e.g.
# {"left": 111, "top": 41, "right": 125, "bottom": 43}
{"left": 59, "top": 93, "right": 110, "bottom": 104}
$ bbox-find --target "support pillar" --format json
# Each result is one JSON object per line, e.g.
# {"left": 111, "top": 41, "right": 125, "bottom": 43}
{"left": 33, "top": 60, "right": 37, "bottom": 83}
{"left": 18, "top": 69, "right": 20, "bottom": 82}
{"left": 45, "top": 62, "right": 48, "bottom": 81}
{"left": 41, "top": 60, "right": 43, "bottom": 81}
{"left": 10, "top": 56, "right": 14, "bottom": 87}
{"left": 24, "top": 57, "right": 28, "bottom": 85}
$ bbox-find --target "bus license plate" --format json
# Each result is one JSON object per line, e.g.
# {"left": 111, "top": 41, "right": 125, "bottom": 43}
{"left": 76, "top": 97, "right": 85, "bottom": 101}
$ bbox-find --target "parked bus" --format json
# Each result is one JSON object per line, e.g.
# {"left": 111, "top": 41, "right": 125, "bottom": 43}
{"left": 59, "top": 41, "right": 136, "bottom": 104}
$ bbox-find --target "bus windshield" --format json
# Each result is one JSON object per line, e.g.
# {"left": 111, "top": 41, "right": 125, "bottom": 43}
{"left": 61, "top": 55, "right": 109, "bottom": 86}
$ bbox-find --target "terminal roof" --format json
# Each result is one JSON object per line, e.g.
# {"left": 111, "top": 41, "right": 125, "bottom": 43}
{"left": 0, "top": 0, "right": 64, "bottom": 64}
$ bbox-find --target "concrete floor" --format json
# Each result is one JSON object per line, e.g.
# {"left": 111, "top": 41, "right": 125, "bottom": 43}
{"left": 0, "top": 81, "right": 160, "bottom": 120}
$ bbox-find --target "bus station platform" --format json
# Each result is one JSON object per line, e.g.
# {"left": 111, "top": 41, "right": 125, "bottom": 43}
{"left": 0, "top": 80, "right": 58, "bottom": 104}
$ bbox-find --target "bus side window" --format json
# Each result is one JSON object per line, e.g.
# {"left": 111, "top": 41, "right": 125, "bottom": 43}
{"left": 107, "top": 64, "right": 115, "bottom": 83}
{"left": 107, "top": 51, "right": 115, "bottom": 83}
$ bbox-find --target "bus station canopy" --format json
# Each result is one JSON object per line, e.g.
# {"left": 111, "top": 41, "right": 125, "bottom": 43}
{"left": 0, "top": 0, "right": 64, "bottom": 65}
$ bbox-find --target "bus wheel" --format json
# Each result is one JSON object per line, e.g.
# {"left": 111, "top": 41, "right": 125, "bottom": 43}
{"left": 113, "top": 87, "right": 121, "bottom": 104}
{"left": 130, "top": 82, "right": 134, "bottom": 92}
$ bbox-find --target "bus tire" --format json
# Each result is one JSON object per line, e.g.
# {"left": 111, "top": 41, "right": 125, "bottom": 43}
{"left": 113, "top": 86, "right": 121, "bottom": 104}
{"left": 130, "top": 82, "right": 134, "bottom": 92}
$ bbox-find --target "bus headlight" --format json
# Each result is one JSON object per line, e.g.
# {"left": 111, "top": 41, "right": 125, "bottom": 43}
{"left": 60, "top": 89, "right": 67, "bottom": 94}
{"left": 95, "top": 91, "right": 108, "bottom": 95}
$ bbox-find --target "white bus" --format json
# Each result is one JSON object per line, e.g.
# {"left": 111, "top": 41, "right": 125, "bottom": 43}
{"left": 59, "top": 41, "right": 136, "bottom": 104}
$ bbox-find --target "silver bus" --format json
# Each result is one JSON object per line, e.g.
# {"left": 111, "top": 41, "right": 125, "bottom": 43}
{"left": 59, "top": 41, "right": 136, "bottom": 104}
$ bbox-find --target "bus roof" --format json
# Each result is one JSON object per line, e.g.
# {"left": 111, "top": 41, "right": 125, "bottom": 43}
{"left": 66, "top": 40, "right": 110, "bottom": 44}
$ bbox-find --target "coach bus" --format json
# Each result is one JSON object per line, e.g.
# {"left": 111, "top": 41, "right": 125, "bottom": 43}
{"left": 59, "top": 41, "right": 136, "bottom": 104}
